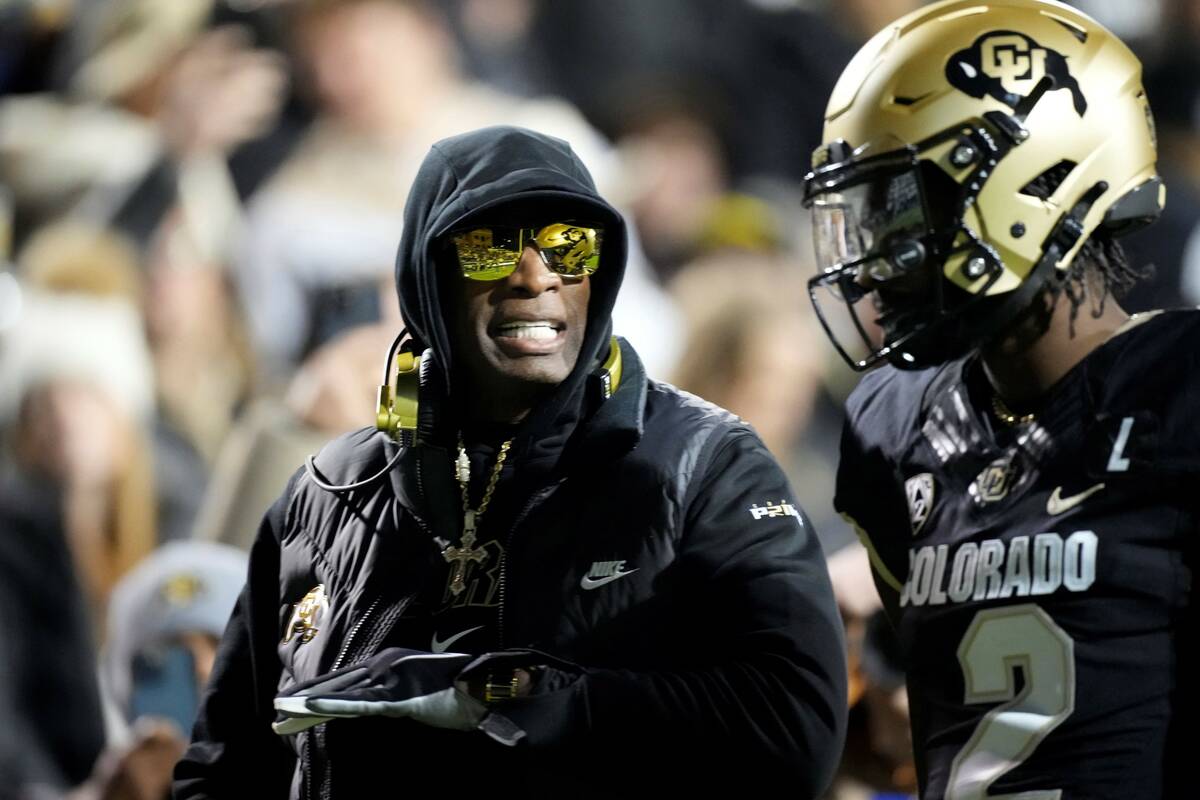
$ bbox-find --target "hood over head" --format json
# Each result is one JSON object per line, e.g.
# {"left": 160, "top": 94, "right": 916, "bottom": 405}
{"left": 394, "top": 126, "right": 628, "bottom": 462}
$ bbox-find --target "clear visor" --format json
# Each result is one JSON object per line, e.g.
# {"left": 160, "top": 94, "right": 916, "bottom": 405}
{"left": 806, "top": 164, "right": 936, "bottom": 370}
{"left": 810, "top": 167, "right": 929, "bottom": 280}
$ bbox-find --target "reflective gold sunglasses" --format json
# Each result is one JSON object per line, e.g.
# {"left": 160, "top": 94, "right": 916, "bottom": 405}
{"left": 449, "top": 223, "right": 603, "bottom": 281}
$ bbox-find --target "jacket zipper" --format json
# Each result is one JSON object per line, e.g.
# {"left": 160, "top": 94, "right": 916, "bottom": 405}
{"left": 306, "top": 595, "right": 380, "bottom": 800}
{"left": 497, "top": 482, "right": 562, "bottom": 646}
{"left": 412, "top": 457, "right": 437, "bottom": 541}
{"left": 309, "top": 446, "right": 438, "bottom": 799}
{"left": 319, "top": 518, "right": 429, "bottom": 796}
{"left": 331, "top": 597, "right": 381, "bottom": 672}
{"left": 416, "top": 453, "right": 427, "bottom": 508}
{"left": 331, "top": 455, "right": 438, "bottom": 672}
{"left": 304, "top": 733, "right": 314, "bottom": 800}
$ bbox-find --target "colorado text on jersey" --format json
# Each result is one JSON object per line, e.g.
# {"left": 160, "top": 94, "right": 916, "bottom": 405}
{"left": 899, "top": 531, "right": 1097, "bottom": 608}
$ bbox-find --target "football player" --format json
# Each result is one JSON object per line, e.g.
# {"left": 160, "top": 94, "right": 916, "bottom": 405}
{"left": 803, "top": 0, "right": 1195, "bottom": 797}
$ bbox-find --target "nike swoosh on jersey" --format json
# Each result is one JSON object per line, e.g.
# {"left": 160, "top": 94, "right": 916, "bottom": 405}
{"left": 431, "top": 625, "right": 483, "bottom": 654}
{"left": 580, "top": 569, "right": 638, "bottom": 590}
{"left": 1046, "top": 483, "right": 1105, "bottom": 516}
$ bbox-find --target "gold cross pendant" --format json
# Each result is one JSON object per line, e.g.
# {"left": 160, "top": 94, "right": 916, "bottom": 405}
{"left": 443, "top": 511, "right": 489, "bottom": 596}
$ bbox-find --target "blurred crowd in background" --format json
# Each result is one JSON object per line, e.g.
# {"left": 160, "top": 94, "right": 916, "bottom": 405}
{"left": 0, "top": 0, "right": 1197, "bottom": 797}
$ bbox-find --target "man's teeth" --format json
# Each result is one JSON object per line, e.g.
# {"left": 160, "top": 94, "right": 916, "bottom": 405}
{"left": 497, "top": 322, "right": 558, "bottom": 340}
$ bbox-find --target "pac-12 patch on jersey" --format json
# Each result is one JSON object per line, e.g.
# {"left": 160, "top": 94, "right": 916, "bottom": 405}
{"left": 905, "top": 473, "right": 934, "bottom": 536}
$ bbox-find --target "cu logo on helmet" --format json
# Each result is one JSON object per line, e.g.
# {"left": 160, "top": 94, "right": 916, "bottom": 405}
{"left": 982, "top": 34, "right": 1046, "bottom": 87}
{"left": 946, "top": 30, "right": 1087, "bottom": 117}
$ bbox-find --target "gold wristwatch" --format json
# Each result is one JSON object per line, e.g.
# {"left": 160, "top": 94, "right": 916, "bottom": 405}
{"left": 483, "top": 670, "right": 521, "bottom": 704}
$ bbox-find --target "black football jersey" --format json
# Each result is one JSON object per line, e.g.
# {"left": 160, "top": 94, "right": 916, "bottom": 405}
{"left": 836, "top": 309, "right": 1198, "bottom": 800}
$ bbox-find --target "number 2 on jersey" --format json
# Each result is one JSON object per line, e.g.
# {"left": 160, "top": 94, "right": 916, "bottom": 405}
{"left": 947, "top": 604, "right": 1075, "bottom": 799}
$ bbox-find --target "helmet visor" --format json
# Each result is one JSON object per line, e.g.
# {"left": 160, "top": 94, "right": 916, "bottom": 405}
{"left": 806, "top": 160, "right": 941, "bottom": 370}
{"left": 810, "top": 166, "right": 929, "bottom": 280}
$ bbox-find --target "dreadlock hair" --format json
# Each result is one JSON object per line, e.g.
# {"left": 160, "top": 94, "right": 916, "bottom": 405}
{"left": 1058, "top": 232, "right": 1149, "bottom": 331}
{"left": 1021, "top": 163, "right": 1153, "bottom": 333}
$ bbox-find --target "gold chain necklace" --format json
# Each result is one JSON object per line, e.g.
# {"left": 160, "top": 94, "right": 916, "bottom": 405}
{"left": 442, "top": 435, "right": 512, "bottom": 597}
{"left": 991, "top": 393, "right": 1036, "bottom": 426}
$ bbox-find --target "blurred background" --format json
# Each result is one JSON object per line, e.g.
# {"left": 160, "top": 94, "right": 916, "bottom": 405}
{"left": 0, "top": 0, "right": 1195, "bottom": 797}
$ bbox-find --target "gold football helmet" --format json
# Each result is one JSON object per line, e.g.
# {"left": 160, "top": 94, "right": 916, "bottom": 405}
{"left": 804, "top": 0, "right": 1162, "bottom": 370}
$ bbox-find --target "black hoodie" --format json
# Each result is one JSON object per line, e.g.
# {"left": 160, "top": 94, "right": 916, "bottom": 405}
{"left": 176, "top": 126, "right": 846, "bottom": 799}
{"left": 396, "top": 125, "right": 625, "bottom": 369}
{"left": 395, "top": 126, "right": 628, "bottom": 472}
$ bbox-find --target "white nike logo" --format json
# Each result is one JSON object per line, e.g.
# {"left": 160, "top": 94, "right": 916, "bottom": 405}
{"left": 580, "top": 570, "right": 638, "bottom": 590}
{"left": 430, "top": 625, "right": 482, "bottom": 654}
{"left": 1046, "top": 483, "right": 1105, "bottom": 516}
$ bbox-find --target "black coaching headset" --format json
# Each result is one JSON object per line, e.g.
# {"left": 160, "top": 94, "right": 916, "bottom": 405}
{"left": 304, "top": 331, "right": 623, "bottom": 493}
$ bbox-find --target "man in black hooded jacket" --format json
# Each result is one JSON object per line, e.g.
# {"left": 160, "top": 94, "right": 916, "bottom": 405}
{"left": 173, "top": 126, "right": 846, "bottom": 798}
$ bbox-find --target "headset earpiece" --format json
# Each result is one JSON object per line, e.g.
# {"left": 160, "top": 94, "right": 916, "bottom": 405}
{"left": 587, "top": 336, "right": 623, "bottom": 406}
{"left": 376, "top": 330, "right": 423, "bottom": 439}
{"left": 598, "top": 336, "right": 622, "bottom": 400}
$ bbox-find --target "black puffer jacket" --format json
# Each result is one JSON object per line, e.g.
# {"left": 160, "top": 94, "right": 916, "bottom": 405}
{"left": 174, "top": 127, "right": 846, "bottom": 798}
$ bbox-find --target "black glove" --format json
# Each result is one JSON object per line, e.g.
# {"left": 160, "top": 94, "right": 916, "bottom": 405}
{"left": 273, "top": 649, "right": 524, "bottom": 743}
